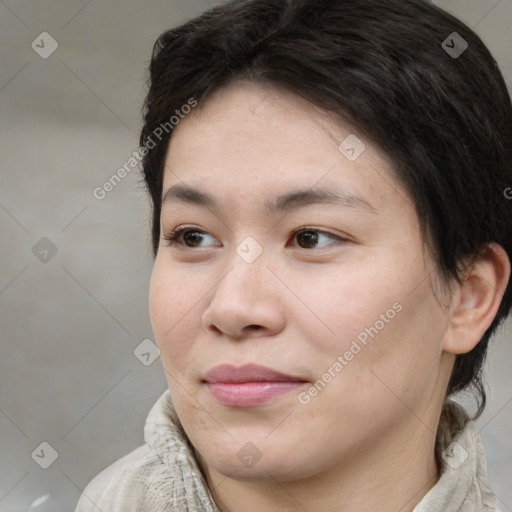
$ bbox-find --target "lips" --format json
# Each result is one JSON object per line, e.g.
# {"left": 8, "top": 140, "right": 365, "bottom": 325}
{"left": 204, "top": 363, "right": 305, "bottom": 383}
{"left": 203, "top": 364, "right": 308, "bottom": 407}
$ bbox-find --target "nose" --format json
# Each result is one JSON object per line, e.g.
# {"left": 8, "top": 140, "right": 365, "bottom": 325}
{"left": 202, "top": 253, "right": 286, "bottom": 341}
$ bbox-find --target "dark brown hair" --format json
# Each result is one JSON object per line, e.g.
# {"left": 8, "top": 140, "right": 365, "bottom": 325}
{"left": 139, "top": 0, "right": 512, "bottom": 424}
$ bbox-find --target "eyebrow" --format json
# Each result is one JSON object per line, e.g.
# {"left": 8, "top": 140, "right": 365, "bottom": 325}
{"left": 161, "top": 184, "right": 377, "bottom": 215}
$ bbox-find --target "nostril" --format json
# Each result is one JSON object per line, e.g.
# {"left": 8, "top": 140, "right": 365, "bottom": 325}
{"left": 244, "top": 325, "right": 266, "bottom": 336}
{"left": 209, "top": 325, "right": 225, "bottom": 336}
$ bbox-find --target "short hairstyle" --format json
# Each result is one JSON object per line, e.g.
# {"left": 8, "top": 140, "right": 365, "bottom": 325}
{"left": 139, "top": 0, "right": 512, "bottom": 420}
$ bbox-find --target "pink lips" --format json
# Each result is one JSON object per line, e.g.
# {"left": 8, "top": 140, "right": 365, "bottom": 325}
{"left": 203, "top": 364, "right": 307, "bottom": 407}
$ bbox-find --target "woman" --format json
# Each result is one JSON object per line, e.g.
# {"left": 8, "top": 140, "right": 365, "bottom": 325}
{"left": 76, "top": 0, "right": 512, "bottom": 510}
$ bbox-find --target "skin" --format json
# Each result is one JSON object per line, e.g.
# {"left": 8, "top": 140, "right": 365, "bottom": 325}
{"left": 148, "top": 80, "right": 510, "bottom": 512}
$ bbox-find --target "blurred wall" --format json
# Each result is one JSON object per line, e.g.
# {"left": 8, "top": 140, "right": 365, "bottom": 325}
{"left": 0, "top": 1, "right": 511, "bottom": 511}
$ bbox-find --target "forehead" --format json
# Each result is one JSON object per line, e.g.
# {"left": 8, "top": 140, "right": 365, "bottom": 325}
{"left": 162, "top": 81, "right": 409, "bottom": 217}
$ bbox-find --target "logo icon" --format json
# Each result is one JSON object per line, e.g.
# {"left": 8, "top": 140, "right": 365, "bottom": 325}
{"left": 442, "top": 32, "right": 468, "bottom": 59}
{"left": 442, "top": 441, "right": 468, "bottom": 469}
{"left": 338, "top": 134, "right": 366, "bottom": 161}
{"left": 32, "top": 237, "right": 58, "bottom": 263}
{"left": 31, "top": 32, "right": 59, "bottom": 59}
{"left": 237, "top": 441, "right": 263, "bottom": 468}
{"left": 133, "top": 339, "right": 160, "bottom": 366}
{"left": 236, "top": 236, "right": 263, "bottom": 264}
{"left": 32, "top": 442, "right": 59, "bottom": 469}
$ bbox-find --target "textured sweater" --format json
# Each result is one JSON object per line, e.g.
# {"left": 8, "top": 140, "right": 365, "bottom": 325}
{"left": 75, "top": 389, "right": 499, "bottom": 512}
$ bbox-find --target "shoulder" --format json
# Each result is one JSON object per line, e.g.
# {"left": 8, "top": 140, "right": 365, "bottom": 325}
{"left": 74, "top": 443, "right": 167, "bottom": 512}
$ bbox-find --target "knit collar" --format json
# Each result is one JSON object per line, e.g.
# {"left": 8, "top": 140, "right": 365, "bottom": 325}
{"left": 144, "top": 389, "right": 220, "bottom": 512}
{"left": 144, "top": 389, "right": 497, "bottom": 512}
{"left": 413, "top": 408, "right": 497, "bottom": 511}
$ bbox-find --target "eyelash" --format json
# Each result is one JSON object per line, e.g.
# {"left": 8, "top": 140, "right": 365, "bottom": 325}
{"left": 161, "top": 226, "right": 206, "bottom": 246}
{"left": 160, "top": 225, "right": 346, "bottom": 250}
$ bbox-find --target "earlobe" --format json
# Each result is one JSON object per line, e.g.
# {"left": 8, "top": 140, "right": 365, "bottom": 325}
{"left": 443, "top": 243, "right": 511, "bottom": 355}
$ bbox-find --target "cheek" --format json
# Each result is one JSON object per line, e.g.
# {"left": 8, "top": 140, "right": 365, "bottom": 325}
{"left": 291, "top": 258, "right": 403, "bottom": 351}
{"left": 148, "top": 262, "right": 202, "bottom": 367}
{"left": 298, "top": 252, "right": 445, "bottom": 392}
{"left": 332, "top": 286, "right": 446, "bottom": 415}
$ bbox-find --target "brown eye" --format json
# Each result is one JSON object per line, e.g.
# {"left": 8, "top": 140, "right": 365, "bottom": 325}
{"left": 296, "top": 230, "right": 319, "bottom": 248}
{"left": 164, "top": 227, "right": 219, "bottom": 248}
{"left": 182, "top": 230, "right": 206, "bottom": 247}
{"left": 292, "top": 228, "right": 342, "bottom": 249}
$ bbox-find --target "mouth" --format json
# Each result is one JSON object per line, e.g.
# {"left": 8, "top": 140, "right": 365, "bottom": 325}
{"left": 203, "top": 363, "right": 309, "bottom": 407}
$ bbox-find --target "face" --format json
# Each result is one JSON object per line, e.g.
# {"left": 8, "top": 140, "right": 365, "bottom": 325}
{"left": 149, "top": 81, "right": 453, "bottom": 482}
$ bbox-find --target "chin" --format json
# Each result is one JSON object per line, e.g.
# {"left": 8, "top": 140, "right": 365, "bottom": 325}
{"left": 199, "top": 442, "right": 318, "bottom": 483}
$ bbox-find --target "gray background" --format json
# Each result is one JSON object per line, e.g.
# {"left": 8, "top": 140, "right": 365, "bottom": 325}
{"left": 0, "top": 1, "right": 511, "bottom": 511}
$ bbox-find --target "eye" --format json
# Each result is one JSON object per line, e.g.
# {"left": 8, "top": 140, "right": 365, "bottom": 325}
{"left": 161, "top": 226, "right": 220, "bottom": 248}
{"left": 161, "top": 226, "right": 345, "bottom": 250}
{"left": 291, "top": 227, "right": 343, "bottom": 249}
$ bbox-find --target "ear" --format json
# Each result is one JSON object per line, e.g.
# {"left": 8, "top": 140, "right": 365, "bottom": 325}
{"left": 443, "top": 243, "right": 511, "bottom": 355}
